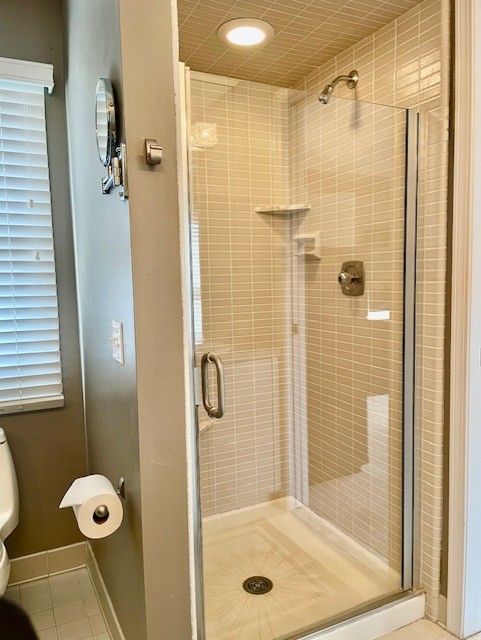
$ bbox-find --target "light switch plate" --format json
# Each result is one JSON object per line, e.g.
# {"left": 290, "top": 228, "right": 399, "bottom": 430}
{"left": 112, "top": 321, "right": 124, "bottom": 365}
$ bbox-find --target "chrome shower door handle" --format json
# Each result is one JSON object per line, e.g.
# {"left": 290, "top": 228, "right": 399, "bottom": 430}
{"left": 200, "top": 352, "right": 225, "bottom": 419}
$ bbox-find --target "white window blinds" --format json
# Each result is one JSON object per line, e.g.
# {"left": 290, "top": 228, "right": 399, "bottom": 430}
{"left": 0, "top": 76, "right": 63, "bottom": 413}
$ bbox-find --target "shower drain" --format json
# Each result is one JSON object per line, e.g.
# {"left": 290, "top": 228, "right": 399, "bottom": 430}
{"left": 242, "top": 576, "right": 273, "bottom": 595}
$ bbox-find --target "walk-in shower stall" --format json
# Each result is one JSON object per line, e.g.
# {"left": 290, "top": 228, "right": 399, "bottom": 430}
{"left": 182, "top": 67, "right": 418, "bottom": 639}
{"left": 177, "top": 1, "right": 449, "bottom": 637}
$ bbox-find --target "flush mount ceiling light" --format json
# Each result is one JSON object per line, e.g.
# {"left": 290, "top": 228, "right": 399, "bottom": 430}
{"left": 217, "top": 18, "right": 275, "bottom": 47}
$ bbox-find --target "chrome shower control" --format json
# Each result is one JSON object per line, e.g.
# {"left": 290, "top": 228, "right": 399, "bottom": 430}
{"left": 338, "top": 271, "right": 358, "bottom": 285}
{"left": 338, "top": 261, "right": 364, "bottom": 296}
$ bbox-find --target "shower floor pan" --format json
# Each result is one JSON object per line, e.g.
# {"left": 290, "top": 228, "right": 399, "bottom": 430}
{"left": 202, "top": 498, "right": 400, "bottom": 640}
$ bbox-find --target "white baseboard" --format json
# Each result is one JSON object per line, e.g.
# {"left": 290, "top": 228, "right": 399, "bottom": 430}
{"left": 304, "top": 592, "right": 425, "bottom": 639}
{"left": 86, "top": 543, "right": 125, "bottom": 640}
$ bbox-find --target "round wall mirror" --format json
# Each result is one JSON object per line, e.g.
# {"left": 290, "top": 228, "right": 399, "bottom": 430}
{"left": 95, "top": 78, "right": 116, "bottom": 167}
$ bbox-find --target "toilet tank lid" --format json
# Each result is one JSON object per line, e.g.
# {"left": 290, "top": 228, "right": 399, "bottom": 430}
{"left": 0, "top": 428, "right": 5, "bottom": 444}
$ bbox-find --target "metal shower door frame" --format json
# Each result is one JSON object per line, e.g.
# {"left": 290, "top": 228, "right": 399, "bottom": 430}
{"left": 402, "top": 108, "right": 419, "bottom": 591}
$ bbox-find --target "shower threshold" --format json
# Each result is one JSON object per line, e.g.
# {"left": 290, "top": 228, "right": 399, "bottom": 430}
{"left": 202, "top": 498, "right": 401, "bottom": 640}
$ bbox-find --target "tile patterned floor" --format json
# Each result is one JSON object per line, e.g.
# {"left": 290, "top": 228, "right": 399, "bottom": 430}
{"left": 5, "top": 567, "right": 112, "bottom": 640}
{"left": 2, "top": 565, "right": 461, "bottom": 640}
{"left": 379, "top": 619, "right": 456, "bottom": 639}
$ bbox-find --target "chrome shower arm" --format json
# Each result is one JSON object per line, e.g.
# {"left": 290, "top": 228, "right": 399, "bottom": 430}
{"left": 331, "top": 73, "right": 356, "bottom": 88}
{"left": 318, "top": 70, "right": 359, "bottom": 104}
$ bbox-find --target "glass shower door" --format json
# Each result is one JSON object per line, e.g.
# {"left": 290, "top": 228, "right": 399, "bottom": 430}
{"left": 289, "top": 96, "right": 416, "bottom": 613}
{"left": 186, "top": 75, "right": 416, "bottom": 640}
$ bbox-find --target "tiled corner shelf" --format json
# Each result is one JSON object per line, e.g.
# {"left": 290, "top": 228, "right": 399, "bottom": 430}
{"left": 255, "top": 204, "right": 311, "bottom": 215}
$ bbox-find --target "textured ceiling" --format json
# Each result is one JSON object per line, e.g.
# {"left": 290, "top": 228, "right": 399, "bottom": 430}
{"left": 178, "top": 0, "right": 422, "bottom": 87}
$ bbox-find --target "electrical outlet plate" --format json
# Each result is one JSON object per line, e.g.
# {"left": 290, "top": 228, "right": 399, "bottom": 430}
{"left": 112, "top": 321, "right": 124, "bottom": 365}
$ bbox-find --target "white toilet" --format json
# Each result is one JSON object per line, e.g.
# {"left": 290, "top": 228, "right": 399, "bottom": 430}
{"left": 0, "top": 427, "right": 19, "bottom": 595}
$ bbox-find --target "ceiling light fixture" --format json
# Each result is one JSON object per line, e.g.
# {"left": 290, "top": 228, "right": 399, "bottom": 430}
{"left": 217, "top": 18, "right": 275, "bottom": 47}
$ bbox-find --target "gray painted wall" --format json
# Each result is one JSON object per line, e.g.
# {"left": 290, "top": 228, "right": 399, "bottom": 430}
{"left": 0, "top": 0, "right": 86, "bottom": 559}
{"left": 62, "top": 1, "right": 192, "bottom": 636}
{"left": 61, "top": 2, "right": 146, "bottom": 639}
{"left": 118, "top": 2, "right": 192, "bottom": 637}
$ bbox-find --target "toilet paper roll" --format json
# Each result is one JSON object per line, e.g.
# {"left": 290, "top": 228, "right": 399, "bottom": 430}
{"left": 59, "top": 475, "right": 123, "bottom": 539}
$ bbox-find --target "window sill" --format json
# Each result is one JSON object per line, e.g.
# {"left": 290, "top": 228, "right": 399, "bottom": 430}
{"left": 0, "top": 395, "right": 65, "bottom": 416}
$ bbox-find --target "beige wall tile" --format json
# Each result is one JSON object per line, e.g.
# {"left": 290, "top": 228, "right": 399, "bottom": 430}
{"left": 288, "top": 0, "right": 449, "bottom": 619}
{"left": 9, "top": 551, "right": 48, "bottom": 585}
{"left": 191, "top": 75, "right": 291, "bottom": 514}
{"left": 191, "top": 0, "right": 449, "bottom": 622}
{"left": 47, "top": 544, "right": 87, "bottom": 576}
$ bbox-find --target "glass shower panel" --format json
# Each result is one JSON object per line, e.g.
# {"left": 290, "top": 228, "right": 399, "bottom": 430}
{"left": 290, "top": 95, "right": 409, "bottom": 608}
{"left": 188, "top": 75, "right": 414, "bottom": 640}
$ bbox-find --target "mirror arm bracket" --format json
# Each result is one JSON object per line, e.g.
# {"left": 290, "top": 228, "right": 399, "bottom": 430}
{"left": 101, "top": 172, "right": 115, "bottom": 195}
{"left": 100, "top": 144, "right": 128, "bottom": 199}
{"left": 118, "top": 143, "right": 128, "bottom": 200}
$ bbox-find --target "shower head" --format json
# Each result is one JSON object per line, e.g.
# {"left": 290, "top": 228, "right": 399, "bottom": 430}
{"left": 318, "top": 70, "right": 359, "bottom": 105}
{"left": 318, "top": 83, "right": 334, "bottom": 104}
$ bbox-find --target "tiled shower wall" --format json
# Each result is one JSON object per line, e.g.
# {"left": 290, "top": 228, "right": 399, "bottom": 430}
{"left": 289, "top": 95, "right": 406, "bottom": 574}
{"left": 190, "top": 75, "right": 291, "bottom": 515}
{"left": 191, "top": 0, "right": 449, "bottom": 618}
{"left": 288, "top": 0, "right": 449, "bottom": 617}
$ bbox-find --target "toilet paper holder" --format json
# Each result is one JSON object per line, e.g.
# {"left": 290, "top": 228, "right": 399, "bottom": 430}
{"left": 93, "top": 504, "right": 110, "bottom": 524}
{"left": 93, "top": 478, "right": 125, "bottom": 524}
{"left": 116, "top": 477, "right": 125, "bottom": 499}
{"left": 60, "top": 474, "right": 125, "bottom": 538}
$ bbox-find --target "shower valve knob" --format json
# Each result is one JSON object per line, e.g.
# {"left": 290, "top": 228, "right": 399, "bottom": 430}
{"left": 338, "top": 261, "right": 365, "bottom": 296}
{"left": 338, "top": 271, "right": 357, "bottom": 285}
